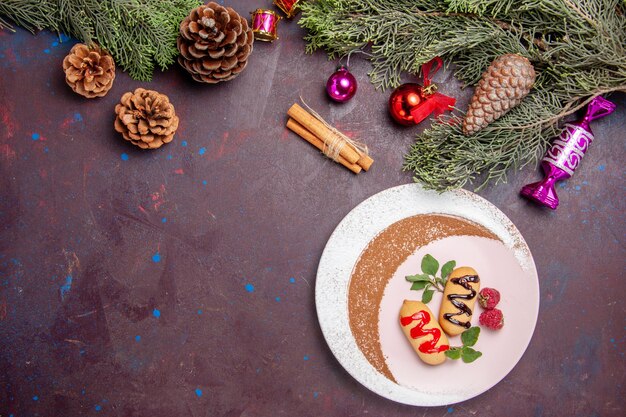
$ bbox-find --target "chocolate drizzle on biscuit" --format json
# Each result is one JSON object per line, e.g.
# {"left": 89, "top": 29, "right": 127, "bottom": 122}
{"left": 443, "top": 275, "right": 480, "bottom": 329}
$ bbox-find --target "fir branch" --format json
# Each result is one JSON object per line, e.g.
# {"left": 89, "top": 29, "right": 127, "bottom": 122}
{"left": 0, "top": 1, "right": 57, "bottom": 32}
{"left": 0, "top": 0, "right": 201, "bottom": 81}
{"left": 300, "top": 0, "right": 626, "bottom": 190}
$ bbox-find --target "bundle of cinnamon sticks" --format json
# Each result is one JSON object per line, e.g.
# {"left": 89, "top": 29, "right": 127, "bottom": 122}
{"left": 286, "top": 103, "right": 373, "bottom": 174}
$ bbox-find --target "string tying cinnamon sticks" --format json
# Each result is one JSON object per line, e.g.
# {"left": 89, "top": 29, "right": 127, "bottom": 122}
{"left": 286, "top": 101, "right": 373, "bottom": 174}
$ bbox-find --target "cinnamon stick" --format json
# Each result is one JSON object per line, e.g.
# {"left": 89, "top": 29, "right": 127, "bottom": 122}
{"left": 287, "top": 103, "right": 361, "bottom": 164}
{"left": 286, "top": 118, "right": 362, "bottom": 174}
{"left": 356, "top": 152, "right": 374, "bottom": 171}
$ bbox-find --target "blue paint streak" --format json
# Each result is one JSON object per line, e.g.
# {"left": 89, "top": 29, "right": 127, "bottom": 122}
{"left": 598, "top": 165, "right": 606, "bottom": 171}
{"left": 33, "top": 395, "right": 39, "bottom": 401}
{"left": 161, "top": 217, "right": 167, "bottom": 223}
{"left": 202, "top": 180, "right": 207, "bottom": 186}
{"left": 52, "top": 41, "right": 59, "bottom": 47}
{"left": 135, "top": 335, "right": 141, "bottom": 342}
{"left": 275, "top": 297, "right": 281, "bottom": 302}
{"left": 564, "top": 333, "right": 602, "bottom": 380}
{"left": 60, "top": 275, "right": 72, "bottom": 300}
{"left": 245, "top": 283, "right": 254, "bottom": 292}
{"left": 574, "top": 185, "right": 581, "bottom": 191}
{"left": 74, "top": 113, "right": 83, "bottom": 122}
{"left": 166, "top": 154, "right": 173, "bottom": 160}
{"left": 153, "top": 309, "right": 161, "bottom": 318}
{"left": 289, "top": 277, "right": 295, "bottom": 283}
{"left": 303, "top": 355, "right": 309, "bottom": 361}
{"left": 195, "top": 388, "right": 203, "bottom": 397}
{"left": 44, "top": 49, "right": 50, "bottom": 54}
{"left": 121, "top": 153, "right": 129, "bottom": 161}
{"left": 95, "top": 405, "right": 102, "bottom": 411}
{"left": 199, "top": 147, "right": 206, "bottom": 155}
{"left": 32, "top": 133, "right": 40, "bottom": 140}
{"left": 447, "top": 406, "right": 454, "bottom": 413}
{"left": 313, "top": 392, "right": 319, "bottom": 399}
{"left": 152, "top": 252, "right": 161, "bottom": 263}
{"left": 181, "top": 140, "right": 188, "bottom": 147}
{"left": 197, "top": 309, "right": 202, "bottom": 315}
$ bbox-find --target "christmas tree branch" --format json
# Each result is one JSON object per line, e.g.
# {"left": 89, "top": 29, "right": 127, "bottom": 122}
{"left": 0, "top": 1, "right": 57, "bottom": 33}
{"left": 0, "top": 0, "right": 201, "bottom": 81}
{"left": 300, "top": 0, "right": 626, "bottom": 190}
{"left": 505, "top": 86, "right": 626, "bottom": 131}
{"left": 409, "top": 9, "right": 551, "bottom": 52}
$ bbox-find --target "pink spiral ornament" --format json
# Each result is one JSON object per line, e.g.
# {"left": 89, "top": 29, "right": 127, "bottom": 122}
{"left": 520, "top": 96, "right": 616, "bottom": 209}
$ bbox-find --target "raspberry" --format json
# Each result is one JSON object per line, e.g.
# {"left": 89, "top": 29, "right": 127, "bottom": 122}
{"left": 479, "top": 308, "right": 504, "bottom": 330}
{"left": 478, "top": 287, "right": 501, "bottom": 310}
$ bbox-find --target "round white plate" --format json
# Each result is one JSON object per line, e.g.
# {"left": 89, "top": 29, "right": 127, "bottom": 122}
{"left": 316, "top": 184, "right": 539, "bottom": 406}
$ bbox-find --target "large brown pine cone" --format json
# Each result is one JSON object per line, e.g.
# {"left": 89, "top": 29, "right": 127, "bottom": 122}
{"left": 463, "top": 54, "right": 536, "bottom": 136}
{"left": 62, "top": 43, "right": 115, "bottom": 98}
{"left": 177, "top": 2, "right": 254, "bottom": 83}
{"left": 114, "top": 88, "right": 179, "bottom": 149}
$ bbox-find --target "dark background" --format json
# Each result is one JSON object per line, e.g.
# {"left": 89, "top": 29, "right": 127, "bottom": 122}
{"left": 1, "top": 1, "right": 625, "bottom": 416}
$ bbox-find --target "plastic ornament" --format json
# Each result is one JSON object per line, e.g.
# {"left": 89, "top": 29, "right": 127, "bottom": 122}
{"left": 388, "top": 83, "right": 425, "bottom": 126}
{"left": 520, "top": 96, "right": 615, "bottom": 209}
{"left": 326, "top": 65, "right": 357, "bottom": 103}
{"left": 388, "top": 57, "right": 455, "bottom": 126}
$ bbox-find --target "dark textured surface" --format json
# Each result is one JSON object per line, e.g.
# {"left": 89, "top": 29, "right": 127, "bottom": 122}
{"left": 1, "top": 3, "right": 625, "bottom": 416}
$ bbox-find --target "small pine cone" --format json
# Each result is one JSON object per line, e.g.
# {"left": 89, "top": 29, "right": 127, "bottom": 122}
{"left": 114, "top": 88, "right": 179, "bottom": 149}
{"left": 177, "top": 2, "right": 254, "bottom": 83}
{"left": 62, "top": 43, "right": 115, "bottom": 98}
{"left": 463, "top": 54, "right": 536, "bottom": 136}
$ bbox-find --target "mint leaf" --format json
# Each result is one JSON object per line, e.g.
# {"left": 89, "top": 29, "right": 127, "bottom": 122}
{"left": 421, "top": 254, "right": 439, "bottom": 276}
{"left": 461, "top": 347, "right": 482, "bottom": 363}
{"left": 461, "top": 326, "right": 481, "bottom": 347}
{"left": 406, "top": 274, "right": 431, "bottom": 282}
{"left": 444, "top": 347, "right": 462, "bottom": 360}
{"left": 410, "top": 281, "right": 429, "bottom": 291}
{"left": 421, "top": 289, "right": 434, "bottom": 303}
{"left": 441, "top": 260, "right": 456, "bottom": 279}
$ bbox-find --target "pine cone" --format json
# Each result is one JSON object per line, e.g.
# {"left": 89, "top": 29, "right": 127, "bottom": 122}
{"left": 62, "top": 43, "right": 115, "bottom": 98}
{"left": 114, "top": 88, "right": 179, "bottom": 149}
{"left": 177, "top": 2, "right": 254, "bottom": 83}
{"left": 463, "top": 54, "right": 536, "bottom": 136}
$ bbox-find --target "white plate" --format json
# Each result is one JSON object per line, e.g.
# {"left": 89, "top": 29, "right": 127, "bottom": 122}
{"left": 315, "top": 184, "right": 539, "bottom": 406}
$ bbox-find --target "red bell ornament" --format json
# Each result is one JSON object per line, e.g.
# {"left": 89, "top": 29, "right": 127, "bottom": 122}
{"left": 388, "top": 57, "right": 456, "bottom": 126}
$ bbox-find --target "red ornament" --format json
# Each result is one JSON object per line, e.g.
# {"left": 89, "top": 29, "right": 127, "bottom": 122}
{"left": 389, "top": 84, "right": 425, "bottom": 126}
{"left": 388, "top": 57, "right": 456, "bottom": 126}
{"left": 274, "top": 0, "right": 301, "bottom": 18}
